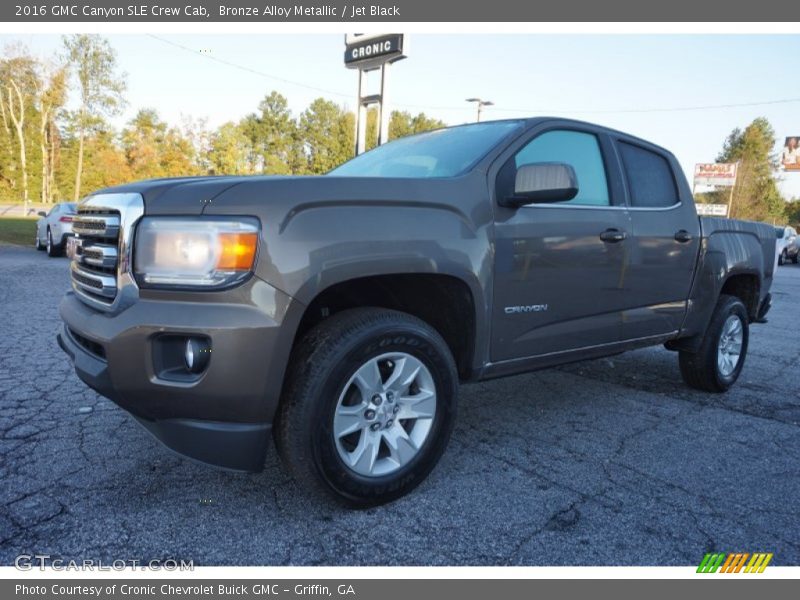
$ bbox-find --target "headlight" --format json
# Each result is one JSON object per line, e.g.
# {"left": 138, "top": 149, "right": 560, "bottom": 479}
{"left": 134, "top": 217, "right": 259, "bottom": 289}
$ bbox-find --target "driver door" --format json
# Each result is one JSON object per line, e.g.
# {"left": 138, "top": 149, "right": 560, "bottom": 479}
{"left": 491, "top": 127, "right": 631, "bottom": 362}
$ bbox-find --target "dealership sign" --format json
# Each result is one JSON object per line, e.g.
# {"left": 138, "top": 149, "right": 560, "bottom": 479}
{"left": 695, "top": 203, "right": 729, "bottom": 217}
{"left": 694, "top": 163, "right": 738, "bottom": 187}
{"left": 781, "top": 136, "right": 800, "bottom": 171}
{"left": 345, "top": 33, "right": 405, "bottom": 70}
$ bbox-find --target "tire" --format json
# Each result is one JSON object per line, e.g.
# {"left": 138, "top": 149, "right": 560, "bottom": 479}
{"left": 792, "top": 252, "right": 799, "bottom": 264}
{"left": 778, "top": 250, "right": 786, "bottom": 266}
{"left": 275, "top": 307, "right": 458, "bottom": 507}
{"left": 46, "top": 228, "right": 62, "bottom": 257}
{"left": 679, "top": 294, "right": 749, "bottom": 393}
{"left": 35, "top": 230, "right": 44, "bottom": 251}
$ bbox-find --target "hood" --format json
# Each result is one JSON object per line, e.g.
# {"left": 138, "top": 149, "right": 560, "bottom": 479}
{"left": 90, "top": 174, "right": 475, "bottom": 216}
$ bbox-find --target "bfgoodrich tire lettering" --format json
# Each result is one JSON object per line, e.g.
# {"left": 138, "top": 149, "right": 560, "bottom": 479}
{"left": 275, "top": 308, "right": 458, "bottom": 506}
{"left": 678, "top": 294, "right": 749, "bottom": 393}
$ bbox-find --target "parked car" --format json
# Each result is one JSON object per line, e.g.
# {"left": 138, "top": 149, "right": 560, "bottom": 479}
{"left": 775, "top": 225, "right": 798, "bottom": 265}
{"left": 58, "top": 118, "right": 776, "bottom": 506}
{"left": 35, "top": 202, "right": 77, "bottom": 257}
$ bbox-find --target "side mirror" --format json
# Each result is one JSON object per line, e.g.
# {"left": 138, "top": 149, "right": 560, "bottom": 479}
{"left": 37, "top": 211, "right": 47, "bottom": 217}
{"left": 504, "top": 162, "right": 579, "bottom": 207}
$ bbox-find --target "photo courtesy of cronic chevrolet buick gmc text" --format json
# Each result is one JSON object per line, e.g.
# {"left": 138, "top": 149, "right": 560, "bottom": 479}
{"left": 57, "top": 118, "right": 775, "bottom": 506}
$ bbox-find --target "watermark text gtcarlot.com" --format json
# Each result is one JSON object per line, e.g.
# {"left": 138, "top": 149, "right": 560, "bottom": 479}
{"left": 14, "top": 554, "right": 193, "bottom": 571}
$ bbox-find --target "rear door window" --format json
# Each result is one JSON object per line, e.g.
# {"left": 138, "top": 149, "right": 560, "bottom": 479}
{"left": 619, "top": 142, "right": 679, "bottom": 208}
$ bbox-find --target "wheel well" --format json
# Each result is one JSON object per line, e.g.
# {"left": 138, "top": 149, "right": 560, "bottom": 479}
{"left": 294, "top": 274, "right": 477, "bottom": 380}
{"left": 720, "top": 274, "right": 759, "bottom": 320}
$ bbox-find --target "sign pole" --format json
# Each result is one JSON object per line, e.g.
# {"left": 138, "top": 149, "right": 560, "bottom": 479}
{"left": 378, "top": 62, "right": 391, "bottom": 145}
{"left": 725, "top": 162, "right": 739, "bottom": 218}
{"left": 345, "top": 33, "right": 406, "bottom": 155}
{"left": 355, "top": 69, "right": 367, "bottom": 156}
{"left": 726, "top": 184, "right": 735, "bottom": 218}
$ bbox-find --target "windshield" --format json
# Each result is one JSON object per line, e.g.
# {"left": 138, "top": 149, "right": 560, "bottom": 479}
{"left": 64, "top": 203, "right": 78, "bottom": 213}
{"left": 329, "top": 121, "right": 524, "bottom": 178}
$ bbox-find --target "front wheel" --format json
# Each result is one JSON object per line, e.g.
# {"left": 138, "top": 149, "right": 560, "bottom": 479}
{"left": 275, "top": 308, "right": 458, "bottom": 507}
{"left": 778, "top": 250, "right": 786, "bottom": 266}
{"left": 679, "top": 294, "right": 749, "bottom": 393}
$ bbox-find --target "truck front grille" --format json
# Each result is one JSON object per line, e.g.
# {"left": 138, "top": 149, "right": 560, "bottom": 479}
{"left": 71, "top": 208, "right": 121, "bottom": 305}
{"left": 69, "top": 193, "right": 144, "bottom": 312}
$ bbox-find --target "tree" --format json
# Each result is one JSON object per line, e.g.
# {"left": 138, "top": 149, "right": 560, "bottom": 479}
{"left": 58, "top": 127, "right": 130, "bottom": 193}
{"left": 122, "top": 108, "right": 198, "bottom": 179}
{"left": 209, "top": 121, "right": 251, "bottom": 174}
{"left": 35, "top": 63, "right": 67, "bottom": 204}
{"left": 361, "top": 108, "right": 446, "bottom": 152}
{"left": 785, "top": 199, "right": 800, "bottom": 227}
{"left": 0, "top": 52, "right": 39, "bottom": 213}
{"left": 298, "top": 98, "right": 354, "bottom": 173}
{"left": 4, "top": 79, "right": 28, "bottom": 210}
{"left": 389, "top": 110, "right": 445, "bottom": 140}
{"left": 716, "top": 117, "right": 784, "bottom": 222}
{"left": 240, "top": 91, "right": 303, "bottom": 174}
{"left": 63, "top": 34, "right": 125, "bottom": 200}
{"left": 179, "top": 115, "right": 211, "bottom": 174}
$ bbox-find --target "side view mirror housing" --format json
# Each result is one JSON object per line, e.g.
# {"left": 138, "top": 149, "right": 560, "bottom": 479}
{"left": 502, "top": 162, "right": 579, "bottom": 208}
{"left": 37, "top": 211, "right": 47, "bottom": 217}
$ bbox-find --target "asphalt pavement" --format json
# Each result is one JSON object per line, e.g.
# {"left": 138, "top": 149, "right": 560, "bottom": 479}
{"left": 1, "top": 244, "right": 798, "bottom": 566}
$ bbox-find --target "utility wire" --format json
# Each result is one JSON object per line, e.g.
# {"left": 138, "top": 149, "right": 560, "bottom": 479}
{"left": 147, "top": 34, "right": 800, "bottom": 116}
{"left": 147, "top": 34, "right": 353, "bottom": 99}
{"left": 487, "top": 97, "right": 800, "bottom": 115}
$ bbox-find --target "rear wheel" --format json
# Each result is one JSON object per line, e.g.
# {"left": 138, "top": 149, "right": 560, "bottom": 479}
{"left": 35, "top": 230, "right": 44, "bottom": 251}
{"left": 46, "top": 228, "right": 62, "bottom": 257}
{"left": 679, "top": 294, "right": 749, "bottom": 393}
{"left": 792, "top": 252, "right": 799, "bottom": 264}
{"left": 275, "top": 308, "right": 458, "bottom": 506}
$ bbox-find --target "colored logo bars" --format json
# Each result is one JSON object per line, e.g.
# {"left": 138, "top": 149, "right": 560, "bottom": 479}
{"left": 697, "top": 552, "right": 773, "bottom": 573}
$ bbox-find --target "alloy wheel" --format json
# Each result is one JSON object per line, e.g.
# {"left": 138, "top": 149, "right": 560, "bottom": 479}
{"left": 717, "top": 314, "right": 743, "bottom": 377}
{"left": 333, "top": 352, "right": 437, "bottom": 477}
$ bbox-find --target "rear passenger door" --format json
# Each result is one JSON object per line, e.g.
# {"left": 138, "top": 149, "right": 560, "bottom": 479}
{"left": 613, "top": 139, "right": 701, "bottom": 340}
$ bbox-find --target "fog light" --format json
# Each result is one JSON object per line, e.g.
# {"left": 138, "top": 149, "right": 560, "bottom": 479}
{"left": 184, "top": 337, "right": 211, "bottom": 373}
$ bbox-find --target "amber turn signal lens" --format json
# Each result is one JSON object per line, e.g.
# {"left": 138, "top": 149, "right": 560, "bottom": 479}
{"left": 216, "top": 232, "right": 258, "bottom": 270}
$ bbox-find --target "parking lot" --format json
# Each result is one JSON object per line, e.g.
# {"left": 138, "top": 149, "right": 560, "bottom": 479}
{"left": 0, "top": 243, "right": 798, "bottom": 566}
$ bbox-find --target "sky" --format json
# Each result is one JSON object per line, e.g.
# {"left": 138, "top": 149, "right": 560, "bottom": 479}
{"left": 4, "top": 33, "right": 800, "bottom": 198}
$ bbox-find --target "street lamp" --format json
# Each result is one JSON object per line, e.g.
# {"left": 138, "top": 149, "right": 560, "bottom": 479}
{"left": 466, "top": 98, "right": 494, "bottom": 122}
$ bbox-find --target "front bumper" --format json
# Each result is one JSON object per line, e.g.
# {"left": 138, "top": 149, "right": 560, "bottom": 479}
{"left": 58, "top": 279, "right": 296, "bottom": 472}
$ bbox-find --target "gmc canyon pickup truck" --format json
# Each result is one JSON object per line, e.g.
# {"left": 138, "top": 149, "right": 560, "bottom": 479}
{"left": 58, "top": 118, "right": 775, "bottom": 505}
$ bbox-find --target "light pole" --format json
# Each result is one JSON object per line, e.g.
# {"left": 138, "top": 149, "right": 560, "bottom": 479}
{"left": 466, "top": 98, "right": 494, "bottom": 122}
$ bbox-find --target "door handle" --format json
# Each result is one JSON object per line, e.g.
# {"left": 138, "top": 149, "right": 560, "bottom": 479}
{"left": 599, "top": 229, "right": 627, "bottom": 243}
{"left": 674, "top": 230, "right": 693, "bottom": 243}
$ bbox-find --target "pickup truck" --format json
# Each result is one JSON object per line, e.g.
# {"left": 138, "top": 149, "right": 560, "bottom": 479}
{"left": 58, "top": 118, "right": 775, "bottom": 506}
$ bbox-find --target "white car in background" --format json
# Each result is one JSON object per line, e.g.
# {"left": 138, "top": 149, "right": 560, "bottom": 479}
{"left": 775, "top": 225, "right": 799, "bottom": 266}
{"left": 35, "top": 202, "right": 77, "bottom": 257}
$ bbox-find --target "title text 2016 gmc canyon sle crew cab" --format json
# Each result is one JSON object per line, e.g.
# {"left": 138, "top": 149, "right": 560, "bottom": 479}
{"left": 58, "top": 118, "right": 775, "bottom": 505}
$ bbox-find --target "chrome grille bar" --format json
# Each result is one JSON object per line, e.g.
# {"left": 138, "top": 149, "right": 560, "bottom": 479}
{"left": 80, "top": 243, "right": 118, "bottom": 269}
{"left": 73, "top": 214, "right": 120, "bottom": 238}
{"left": 71, "top": 263, "right": 117, "bottom": 298}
